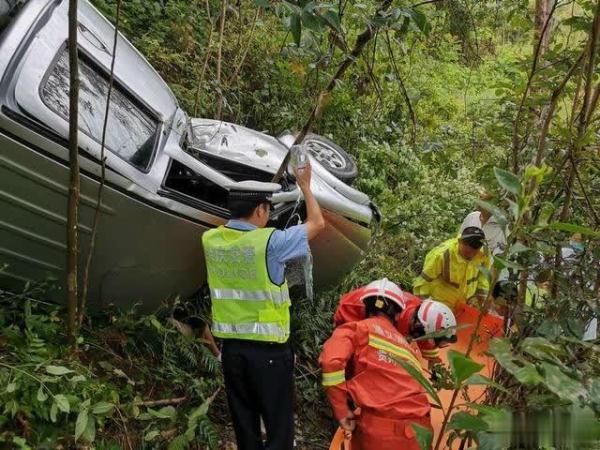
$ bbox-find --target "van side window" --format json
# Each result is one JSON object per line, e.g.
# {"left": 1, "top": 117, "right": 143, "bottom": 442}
{"left": 41, "top": 49, "right": 158, "bottom": 171}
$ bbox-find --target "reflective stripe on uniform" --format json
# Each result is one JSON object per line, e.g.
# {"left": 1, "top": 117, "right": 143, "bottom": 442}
{"left": 212, "top": 322, "right": 287, "bottom": 338}
{"left": 368, "top": 334, "right": 421, "bottom": 370}
{"left": 442, "top": 250, "right": 460, "bottom": 288}
{"left": 210, "top": 287, "right": 290, "bottom": 304}
{"left": 322, "top": 370, "right": 346, "bottom": 387}
{"left": 466, "top": 275, "right": 479, "bottom": 285}
{"left": 421, "top": 349, "right": 440, "bottom": 359}
{"left": 419, "top": 272, "right": 434, "bottom": 282}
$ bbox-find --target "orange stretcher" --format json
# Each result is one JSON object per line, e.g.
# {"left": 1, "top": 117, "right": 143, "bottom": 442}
{"left": 430, "top": 304, "right": 504, "bottom": 448}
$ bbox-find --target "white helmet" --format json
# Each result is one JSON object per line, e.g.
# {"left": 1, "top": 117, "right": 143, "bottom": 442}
{"left": 417, "top": 299, "right": 457, "bottom": 337}
{"left": 359, "top": 278, "right": 406, "bottom": 310}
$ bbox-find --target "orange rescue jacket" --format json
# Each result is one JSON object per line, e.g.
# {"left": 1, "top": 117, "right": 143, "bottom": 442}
{"left": 319, "top": 316, "right": 431, "bottom": 421}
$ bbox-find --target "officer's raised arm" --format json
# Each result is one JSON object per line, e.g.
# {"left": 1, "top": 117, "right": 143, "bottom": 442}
{"left": 294, "top": 160, "right": 325, "bottom": 241}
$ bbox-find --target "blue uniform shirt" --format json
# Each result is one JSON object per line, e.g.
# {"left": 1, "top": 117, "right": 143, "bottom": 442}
{"left": 225, "top": 220, "right": 309, "bottom": 285}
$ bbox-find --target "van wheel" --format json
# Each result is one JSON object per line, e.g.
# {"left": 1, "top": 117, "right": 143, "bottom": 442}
{"left": 301, "top": 133, "right": 358, "bottom": 185}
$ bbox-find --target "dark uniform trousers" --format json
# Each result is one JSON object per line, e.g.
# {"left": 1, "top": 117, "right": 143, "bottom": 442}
{"left": 222, "top": 339, "right": 295, "bottom": 450}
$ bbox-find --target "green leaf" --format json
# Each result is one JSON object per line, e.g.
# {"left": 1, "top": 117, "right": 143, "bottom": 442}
{"left": 37, "top": 386, "right": 48, "bottom": 402}
{"left": 475, "top": 200, "right": 508, "bottom": 227}
{"left": 508, "top": 242, "right": 530, "bottom": 255}
{"left": 513, "top": 364, "right": 544, "bottom": 385}
{"left": 465, "top": 374, "right": 509, "bottom": 393}
{"left": 396, "top": 359, "right": 442, "bottom": 408}
{"left": 540, "top": 362, "right": 584, "bottom": 403}
{"left": 70, "top": 375, "right": 86, "bottom": 383}
{"left": 75, "top": 410, "right": 88, "bottom": 441}
{"left": 448, "top": 350, "right": 484, "bottom": 386}
{"left": 448, "top": 411, "right": 489, "bottom": 432}
{"left": 322, "top": 10, "right": 341, "bottom": 31}
{"left": 252, "top": 0, "right": 270, "bottom": 7}
{"left": 521, "top": 337, "right": 565, "bottom": 361}
{"left": 489, "top": 338, "right": 518, "bottom": 371}
{"left": 54, "top": 394, "right": 70, "bottom": 413}
{"left": 149, "top": 406, "right": 177, "bottom": 420}
{"left": 46, "top": 365, "right": 73, "bottom": 376}
{"left": 6, "top": 382, "right": 16, "bottom": 393}
{"left": 548, "top": 222, "right": 599, "bottom": 237}
{"left": 92, "top": 401, "right": 115, "bottom": 416}
{"left": 412, "top": 422, "right": 433, "bottom": 450}
{"left": 408, "top": 8, "right": 430, "bottom": 35}
{"left": 537, "top": 202, "right": 555, "bottom": 226}
{"left": 82, "top": 415, "right": 96, "bottom": 443}
{"left": 167, "top": 434, "right": 189, "bottom": 450}
{"left": 302, "top": 10, "right": 325, "bottom": 32}
{"left": 144, "top": 430, "right": 160, "bottom": 442}
{"left": 493, "top": 256, "right": 523, "bottom": 271}
{"left": 50, "top": 402, "right": 58, "bottom": 423}
{"left": 494, "top": 167, "right": 522, "bottom": 195}
{"left": 290, "top": 14, "right": 302, "bottom": 46}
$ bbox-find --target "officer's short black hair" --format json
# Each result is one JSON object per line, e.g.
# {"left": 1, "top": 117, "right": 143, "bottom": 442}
{"left": 228, "top": 197, "right": 269, "bottom": 219}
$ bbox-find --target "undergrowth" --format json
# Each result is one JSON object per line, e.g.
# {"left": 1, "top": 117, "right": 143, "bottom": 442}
{"left": 0, "top": 292, "right": 222, "bottom": 449}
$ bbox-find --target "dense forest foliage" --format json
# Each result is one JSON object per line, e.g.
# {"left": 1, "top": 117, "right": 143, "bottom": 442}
{"left": 0, "top": 0, "right": 599, "bottom": 448}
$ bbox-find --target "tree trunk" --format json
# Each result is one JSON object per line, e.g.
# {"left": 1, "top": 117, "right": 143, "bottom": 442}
{"left": 67, "top": 0, "right": 80, "bottom": 345}
{"left": 534, "top": 0, "right": 553, "bottom": 56}
{"left": 79, "top": 0, "right": 122, "bottom": 326}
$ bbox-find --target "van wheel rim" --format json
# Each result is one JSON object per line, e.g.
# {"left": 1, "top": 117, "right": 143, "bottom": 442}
{"left": 304, "top": 140, "right": 347, "bottom": 170}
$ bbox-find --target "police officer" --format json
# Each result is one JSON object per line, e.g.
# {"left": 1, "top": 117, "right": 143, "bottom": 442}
{"left": 202, "top": 161, "right": 324, "bottom": 450}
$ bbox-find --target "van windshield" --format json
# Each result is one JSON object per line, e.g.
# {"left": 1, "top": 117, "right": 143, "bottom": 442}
{"left": 41, "top": 49, "right": 159, "bottom": 171}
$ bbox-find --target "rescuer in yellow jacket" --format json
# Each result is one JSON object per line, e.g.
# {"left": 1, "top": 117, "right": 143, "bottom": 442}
{"left": 413, "top": 227, "right": 491, "bottom": 311}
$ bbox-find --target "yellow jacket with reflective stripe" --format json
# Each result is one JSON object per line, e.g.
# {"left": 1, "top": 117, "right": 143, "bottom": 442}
{"left": 413, "top": 237, "right": 490, "bottom": 311}
{"left": 203, "top": 226, "right": 291, "bottom": 343}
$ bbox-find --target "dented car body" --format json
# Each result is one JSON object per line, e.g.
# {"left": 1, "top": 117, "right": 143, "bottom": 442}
{"left": 0, "top": 0, "right": 379, "bottom": 309}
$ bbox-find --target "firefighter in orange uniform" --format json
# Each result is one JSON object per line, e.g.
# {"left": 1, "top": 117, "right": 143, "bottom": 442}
{"left": 320, "top": 279, "right": 447, "bottom": 450}
{"left": 334, "top": 281, "right": 457, "bottom": 368}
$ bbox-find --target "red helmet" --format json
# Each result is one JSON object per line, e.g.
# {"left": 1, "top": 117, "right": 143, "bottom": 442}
{"left": 359, "top": 278, "right": 406, "bottom": 310}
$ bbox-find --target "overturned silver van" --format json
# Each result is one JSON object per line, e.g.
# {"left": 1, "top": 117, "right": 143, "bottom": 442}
{"left": 0, "top": 0, "right": 379, "bottom": 309}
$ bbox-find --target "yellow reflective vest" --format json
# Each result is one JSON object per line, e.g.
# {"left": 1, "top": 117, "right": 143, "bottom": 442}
{"left": 203, "top": 226, "right": 291, "bottom": 343}
{"left": 413, "top": 237, "right": 491, "bottom": 311}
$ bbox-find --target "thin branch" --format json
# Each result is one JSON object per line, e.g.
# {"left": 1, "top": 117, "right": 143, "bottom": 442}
{"left": 534, "top": 51, "right": 584, "bottom": 166}
{"left": 578, "top": 0, "right": 600, "bottom": 131}
{"left": 385, "top": 31, "right": 417, "bottom": 144}
{"left": 193, "top": 0, "right": 214, "bottom": 117}
{"left": 79, "top": 0, "right": 122, "bottom": 326}
{"left": 134, "top": 396, "right": 188, "bottom": 407}
{"left": 215, "top": 0, "right": 228, "bottom": 120}
{"left": 569, "top": 152, "right": 600, "bottom": 227}
{"left": 585, "top": 82, "right": 600, "bottom": 124}
{"left": 511, "top": 0, "right": 559, "bottom": 173}
{"left": 228, "top": 6, "right": 261, "bottom": 84}
{"left": 411, "top": 0, "right": 444, "bottom": 7}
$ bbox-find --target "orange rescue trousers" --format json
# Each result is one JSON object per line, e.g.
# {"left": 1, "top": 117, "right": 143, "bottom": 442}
{"left": 350, "top": 414, "right": 431, "bottom": 450}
